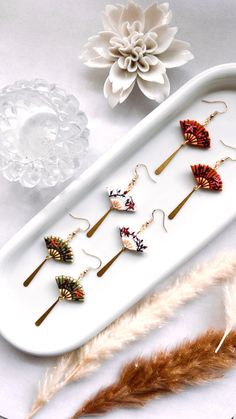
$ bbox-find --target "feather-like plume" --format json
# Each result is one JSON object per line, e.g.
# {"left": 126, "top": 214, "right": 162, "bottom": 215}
{"left": 215, "top": 275, "right": 236, "bottom": 352}
{"left": 28, "top": 253, "right": 236, "bottom": 418}
{"left": 72, "top": 330, "right": 236, "bottom": 418}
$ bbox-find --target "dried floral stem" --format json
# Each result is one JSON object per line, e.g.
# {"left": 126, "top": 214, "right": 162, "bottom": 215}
{"left": 28, "top": 253, "right": 236, "bottom": 418}
{"left": 72, "top": 330, "right": 236, "bottom": 417}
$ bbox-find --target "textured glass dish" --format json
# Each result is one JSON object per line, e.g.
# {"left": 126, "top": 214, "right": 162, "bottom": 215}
{"left": 0, "top": 79, "right": 89, "bottom": 188}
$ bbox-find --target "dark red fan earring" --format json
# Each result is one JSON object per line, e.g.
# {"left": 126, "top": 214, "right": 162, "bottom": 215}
{"left": 23, "top": 215, "right": 90, "bottom": 287}
{"left": 154, "top": 100, "right": 228, "bottom": 175}
{"left": 168, "top": 156, "right": 236, "bottom": 220}
{"left": 97, "top": 209, "right": 167, "bottom": 277}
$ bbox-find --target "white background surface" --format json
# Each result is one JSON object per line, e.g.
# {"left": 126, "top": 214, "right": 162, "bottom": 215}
{"left": 0, "top": 1, "right": 236, "bottom": 418}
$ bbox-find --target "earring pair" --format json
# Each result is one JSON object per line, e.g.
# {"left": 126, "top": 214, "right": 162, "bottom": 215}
{"left": 35, "top": 249, "right": 102, "bottom": 326}
{"left": 155, "top": 99, "right": 228, "bottom": 175}
{"left": 23, "top": 215, "right": 90, "bottom": 287}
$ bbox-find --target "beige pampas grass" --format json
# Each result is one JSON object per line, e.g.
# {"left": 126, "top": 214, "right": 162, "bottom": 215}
{"left": 215, "top": 278, "right": 236, "bottom": 352}
{"left": 28, "top": 253, "right": 236, "bottom": 418}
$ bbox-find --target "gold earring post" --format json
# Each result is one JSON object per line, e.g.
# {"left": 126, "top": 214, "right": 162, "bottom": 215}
{"left": 155, "top": 143, "right": 186, "bottom": 175}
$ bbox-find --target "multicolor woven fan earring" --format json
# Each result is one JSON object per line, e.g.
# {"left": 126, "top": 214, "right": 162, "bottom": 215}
{"left": 23, "top": 215, "right": 90, "bottom": 287}
{"left": 154, "top": 100, "right": 228, "bottom": 175}
{"left": 35, "top": 250, "right": 102, "bottom": 326}
{"left": 97, "top": 209, "right": 167, "bottom": 277}
{"left": 87, "top": 164, "right": 156, "bottom": 238}
{"left": 168, "top": 156, "right": 236, "bottom": 220}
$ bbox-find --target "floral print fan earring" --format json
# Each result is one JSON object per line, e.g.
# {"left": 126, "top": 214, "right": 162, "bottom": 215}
{"left": 154, "top": 100, "right": 228, "bottom": 175}
{"left": 23, "top": 215, "right": 90, "bottom": 287}
{"left": 97, "top": 209, "right": 167, "bottom": 277}
{"left": 168, "top": 156, "right": 236, "bottom": 220}
{"left": 87, "top": 164, "right": 156, "bottom": 238}
{"left": 35, "top": 249, "right": 102, "bottom": 326}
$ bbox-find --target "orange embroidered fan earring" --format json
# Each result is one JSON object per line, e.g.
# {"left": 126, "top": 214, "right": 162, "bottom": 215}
{"left": 35, "top": 249, "right": 102, "bottom": 326}
{"left": 87, "top": 164, "right": 156, "bottom": 238}
{"left": 23, "top": 215, "right": 90, "bottom": 287}
{"left": 97, "top": 209, "right": 167, "bottom": 277}
{"left": 168, "top": 156, "right": 236, "bottom": 220}
{"left": 154, "top": 100, "right": 228, "bottom": 175}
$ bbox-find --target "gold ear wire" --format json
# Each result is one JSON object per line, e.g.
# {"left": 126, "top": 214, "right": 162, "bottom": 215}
{"left": 134, "top": 163, "right": 157, "bottom": 184}
{"left": 220, "top": 139, "right": 236, "bottom": 150}
{"left": 202, "top": 99, "right": 228, "bottom": 126}
{"left": 138, "top": 208, "right": 168, "bottom": 233}
{"left": 81, "top": 249, "right": 102, "bottom": 270}
{"left": 126, "top": 163, "right": 156, "bottom": 193}
{"left": 68, "top": 214, "right": 90, "bottom": 232}
{"left": 152, "top": 208, "right": 168, "bottom": 233}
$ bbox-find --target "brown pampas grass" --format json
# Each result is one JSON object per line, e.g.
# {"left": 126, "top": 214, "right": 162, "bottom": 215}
{"left": 27, "top": 253, "right": 236, "bottom": 418}
{"left": 72, "top": 330, "right": 236, "bottom": 418}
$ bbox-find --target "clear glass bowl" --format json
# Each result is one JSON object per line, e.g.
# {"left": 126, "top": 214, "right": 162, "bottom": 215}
{"left": 0, "top": 79, "right": 89, "bottom": 188}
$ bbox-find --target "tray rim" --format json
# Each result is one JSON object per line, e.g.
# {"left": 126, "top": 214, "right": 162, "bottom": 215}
{"left": 1, "top": 62, "right": 236, "bottom": 356}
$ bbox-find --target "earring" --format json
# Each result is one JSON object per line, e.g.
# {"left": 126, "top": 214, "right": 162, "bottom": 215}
{"left": 168, "top": 156, "right": 236, "bottom": 220}
{"left": 87, "top": 164, "right": 156, "bottom": 238}
{"left": 23, "top": 215, "right": 90, "bottom": 287}
{"left": 154, "top": 100, "right": 228, "bottom": 175}
{"left": 97, "top": 209, "right": 167, "bottom": 277}
{"left": 35, "top": 249, "right": 102, "bottom": 326}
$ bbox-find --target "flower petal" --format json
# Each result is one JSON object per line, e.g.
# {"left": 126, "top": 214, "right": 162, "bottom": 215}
{"left": 102, "top": 5, "right": 124, "bottom": 32}
{"left": 81, "top": 51, "right": 113, "bottom": 68}
{"left": 138, "top": 61, "right": 166, "bottom": 83}
{"left": 153, "top": 25, "right": 178, "bottom": 54}
{"left": 137, "top": 73, "right": 170, "bottom": 102}
{"left": 119, "top": 1, "right": 144, "bottom": 34}
{"left": 104, "top": 77, "right": 135, "bottom": 107}
{"left": 159, "top": 39, "right": 194, "bottom": 68}
{"left": 109, "top": 61, "right": 136, "bottom": 93}
{"left": 144, "top": 3, "right": 172, "bottom": 32}
{"left": 83, "top": 32, "right": 117, "bottom": 60}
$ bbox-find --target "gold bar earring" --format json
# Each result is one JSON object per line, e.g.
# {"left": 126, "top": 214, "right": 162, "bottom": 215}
{"left": 87, "top": 164, "right": 156, "bottom": 238}
{"left": 35, "top": 249, "right": 102, "bottom": 326}
{"left": 155, "top": 100, "right": 228, "bottom": 175}
{"left": 97, "top": 209, "right": 167, "bottom": 277}
{"left": 168, "top": 156, "right": 236, "bottom": 220}
{"left": 23, "top": 215, "right": 90, "bottom": 287}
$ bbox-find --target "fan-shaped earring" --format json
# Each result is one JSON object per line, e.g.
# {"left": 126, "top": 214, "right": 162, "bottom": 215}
{"left": 154, "top": 99, "right": 228, "bottom": 175}
{"left": 86, "top": 164, "right": 156, "bottom": 238}
{"left": 168, "top": 156, "right": 236, "bottom": 220}
{"left": 97, "top": 209, "right": 167, "bottom": 277}
{"left": 23, "top": 215, "right": 90, "bottom": 287}
{"left": 35, "top": 249, "right": 102, "bottom": 326}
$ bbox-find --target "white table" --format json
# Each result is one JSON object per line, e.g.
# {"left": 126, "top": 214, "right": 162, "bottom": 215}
{"left": 1, "top": 1, "right": 236, "bottom": 418}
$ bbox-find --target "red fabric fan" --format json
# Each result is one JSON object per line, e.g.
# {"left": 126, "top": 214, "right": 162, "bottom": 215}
{"left": 191, "top": 164, "right": 223, "bottom": 191}
{"left": 180, "top": 120, "right": 211, "bottom": 148}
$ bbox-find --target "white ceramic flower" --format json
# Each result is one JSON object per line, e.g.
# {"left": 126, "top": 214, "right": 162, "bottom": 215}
{"left": 81, "top": 1, "right": 194, "bottom": 107}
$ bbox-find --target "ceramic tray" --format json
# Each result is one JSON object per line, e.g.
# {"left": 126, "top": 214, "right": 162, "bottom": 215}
{"left": 1, "top": 63, "right": 236, "bottom": 356}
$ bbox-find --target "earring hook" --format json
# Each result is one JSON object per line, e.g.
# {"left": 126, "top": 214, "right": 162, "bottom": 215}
{"left": 201, "top": 99, "right": 228, "bottom": 114}
{"left": 134, "top": 163, "right": 157, "bottom": 184}
{"left": 151, "top": 208, "right": 168, "bottom": 232}
{"left": 81, "top": 249, "right": 102, "bottom": 270}
{"left": 69, "top": 214, "right": 90, "bottom": 231}
{"left": 220, "top": 139, "right": 236, "bottom": 150}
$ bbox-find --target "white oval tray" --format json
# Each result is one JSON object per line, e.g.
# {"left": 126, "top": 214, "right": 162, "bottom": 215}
{"left": 1, "top": 63, "right": 236, "bottom": 356}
